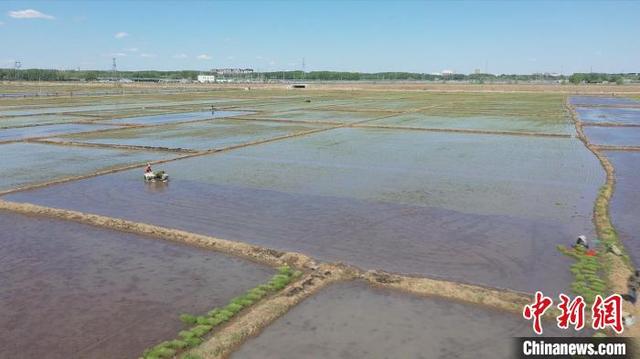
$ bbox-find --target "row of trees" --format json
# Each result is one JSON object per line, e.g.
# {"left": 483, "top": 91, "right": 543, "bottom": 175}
{"left": 0, "top": 69, "right": 201, "bottom": 81}
{"left": 568, "top": 73, "right": 627, "bottom": 85}
{"left": 1, "top": 68, "right": 638, "bottom": 83}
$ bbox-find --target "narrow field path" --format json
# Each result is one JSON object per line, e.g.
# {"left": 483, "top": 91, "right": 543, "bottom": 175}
{"left": 567, "top": 99, "right": 639, "bottom": 338}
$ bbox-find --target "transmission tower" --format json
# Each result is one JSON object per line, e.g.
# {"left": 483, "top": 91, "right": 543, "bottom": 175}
{"left": 14, "top": 61, "right": 21, "bottom": 81}
{"left": 302, "top": 57, "right": 306, "bottom": 80}
{"left": 112, "top": 57, "right": 118, "bottom": 81}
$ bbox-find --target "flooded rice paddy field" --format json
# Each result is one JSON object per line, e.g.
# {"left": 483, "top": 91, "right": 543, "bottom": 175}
{"left": 583, "top": 126, "right": 640, "bottom": 147}
{"left": 58, "top": 118, "right": 324, "bottom": 151}
{"left": 0, "top": 102, "right": 170, "bottom": 117}
{"left": 232, "top": 282, "right": 573, "bottom": 359}
{"left": 569, "top": 96, "right": 640, "bottom": 107}
{"left": 5, "top": 128, "right": 603, "bottom": 294}
{"left": 576, "top": 107, "right": 640, "bottom": 125}
{"left": 573, "top": 97, "right": 639, "bottom": 263}
{"left": 0, "top": 142, "right": 175, "bottom": 192}
{"left": 0, "top": 123, "right": 120, "bottom": 142}
{"left": 150, "top": 128, "right": 601, "bottom": 222}
{"left": 235, "top": 98, "right": 348, "bottom": 113}
{"left": 605, "top": 151, "right": 640, "bottom": 263}
{"left": 2, "top": 90, "right": 624, "bottom": 357}
{"left": 0, "top": 98, "right": 250, "bottom": 117}
{"left": 316, "top": 92, "right": 566, "bottom": 115}
{"left": 70, "top": 107, "right": 185, "bottom": 119}
{"left": 368, "top": 112, "right": 572, "bottom": 134}
{"left": 100, "top": 110, "right": 249, "bottom": 125}
{"left": 0, "top": 210, "right": 273, "bottom": 359}
{"left": 0, "top": 114, "right": 98, "bottom": 128}
{"left": 244, "top": 109, "right": 388, "bottom": 123}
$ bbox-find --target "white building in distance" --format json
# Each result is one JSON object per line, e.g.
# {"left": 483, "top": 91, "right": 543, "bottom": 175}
{"left": 197, "top": 75, "right": 216, "bottom": 83}
{"left": 212, "top": 68, "right": 253, "bottom": 75}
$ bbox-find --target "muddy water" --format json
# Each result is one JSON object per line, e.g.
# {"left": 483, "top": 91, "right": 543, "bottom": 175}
{"left": 232, "top": 282, "right": 573, "bottom": 359}
{"left": 583, "top": 127, "right": 640, "bottom": 147}
{"left": 104, "top": 110, "right": 250, "bottom": 125}
{"left": 0, "top": 142, "right": 175, "bottom": 192}
{"left": 0, "top": 210, "right": 273, "bottom": 359}
{"left": 0, "top": 123, "right": 118, "bottom": 142}
{"left": 606, "top": 151, "right": 640, "bottom": 263}
{"left": 569, "top": 96, "right": 640, "bottom": 107}
{"left": 576, "top": 107, "right": 640, "bottom": 125}
{"left": 7, "top": 172, "right": 575, "bottom": 294}
{"left": 61, "top": 119, "right": 324, "bottom": 151}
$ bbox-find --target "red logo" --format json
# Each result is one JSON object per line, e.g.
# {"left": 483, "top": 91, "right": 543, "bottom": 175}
{"left": 523, "top": 292, "right": 624, "bottom": 334}
{"left": 592, "top": 294, "right": 623, "bottom": 333}
{"left": 523, "top": 291, "right": 554, "bottom": 335}
{"left": 557, "top": 294, "right": 586, "bottom": 330}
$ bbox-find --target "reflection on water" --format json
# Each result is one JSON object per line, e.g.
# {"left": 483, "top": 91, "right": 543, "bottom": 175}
{"left": 145, "top": 180, "right": 170, "bottom": 193}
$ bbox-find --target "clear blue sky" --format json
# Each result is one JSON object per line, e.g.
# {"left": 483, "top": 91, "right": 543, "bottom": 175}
{"left": 0, "top": 0, "right": 638, "bottom": 74}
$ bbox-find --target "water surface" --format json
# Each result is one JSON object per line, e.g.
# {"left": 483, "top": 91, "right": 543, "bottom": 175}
{"left": 583, "top": 127, "right": 640, "bottom": 147}
{"left": 0, "top": 142, "right": 174, "bottom": 191}
{"left": 232, "top": 282, "right": 574, "bottom": 359}
{"left": 0, "top": 114, "right": 96, "bottom": 128}
{"left": 0, "top": 123, "right": 117, "bottom": 142}
{"left": 60, "top": 119, "right": 324, "bottom": 151}
{"left": 569, "top": 96, "right": 640, "bottom": 107}
{"left": 576, "top": 107, "right": 640, "bottom": 125}
{"left": 5, "top": 128, "right": 603, "bottom": 294}
{"left": 104, "top": 110, "right": 250, "bottom": 125}
{"left": 606, "top": 151, "right": 640, "bottom": 264}
{"left": 0, "top": 210, "right": 273, "bottom": 359}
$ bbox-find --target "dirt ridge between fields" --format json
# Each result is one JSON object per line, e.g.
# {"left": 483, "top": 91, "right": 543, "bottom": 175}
{"left": 567, "top": 99, "right": 639, "bottom": 338}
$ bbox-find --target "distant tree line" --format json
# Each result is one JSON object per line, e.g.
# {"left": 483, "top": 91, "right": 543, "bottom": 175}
{"left": 0, "top": 68, "right": 200, "bottom": 81}
{"left": 568, "top": 73, "right": 629, "bottom": 85}
{"left": 0, "top": 68, "right": 638, "bottom": 84}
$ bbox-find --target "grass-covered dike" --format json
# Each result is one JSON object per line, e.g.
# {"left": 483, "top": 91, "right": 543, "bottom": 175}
{"left": 559, "top": 99, "right": 636, "bottom": 334}
{"left": 557, "top": 244, "right": 607, "bottom": 304}
{"left": 141, "top": 266, "right": 302, "bottom": 359}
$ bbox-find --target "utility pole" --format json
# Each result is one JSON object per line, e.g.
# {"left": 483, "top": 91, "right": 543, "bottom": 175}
{"left": 302, "top": 57, "right": 306, "bottom": 80}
